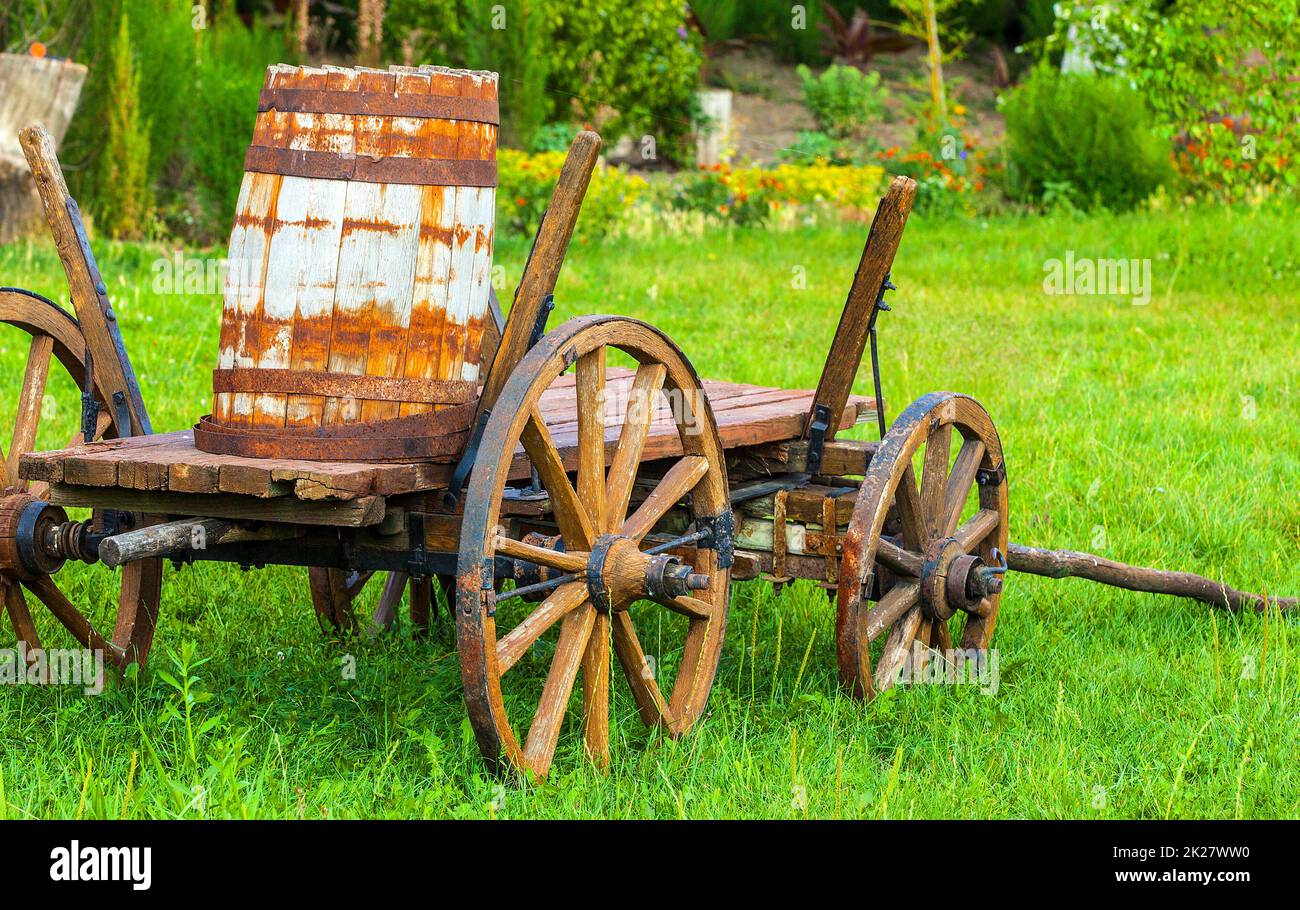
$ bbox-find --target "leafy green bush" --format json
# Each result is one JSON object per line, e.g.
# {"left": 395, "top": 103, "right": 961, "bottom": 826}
{"left": 1042, "top": 0, "right": 1299, "bottom": 201}
{"left": 796, "top": 63, "right": 888, "bottom": 140}
{"left": 180, "top": 13, "right": 284, "bottom": 242}
{"left": 779, "top": 130, "right": 860, "bottom": 166}
{"left": 1002, "top": 66, "right": 1172, "bottom": 210}
{"left": 387, "top": 0, "right": 701, "bottom": 159}
{"left": 547, "top": 0, "right": 702, "bottom": 163}
{"left": 95, "top": 11, "right": 152, "bottom": 239}
{"left": 528, "top": 123, "right": 579, "bottom": 154}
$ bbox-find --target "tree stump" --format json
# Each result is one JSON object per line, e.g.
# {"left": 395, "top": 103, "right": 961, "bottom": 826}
{"left": 0, "top": 53, "right": 86, "bottom": 245}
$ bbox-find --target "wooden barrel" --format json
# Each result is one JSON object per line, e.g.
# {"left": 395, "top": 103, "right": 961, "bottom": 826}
{"left": 195, "top": 63, "right": 498, "bottom": 462}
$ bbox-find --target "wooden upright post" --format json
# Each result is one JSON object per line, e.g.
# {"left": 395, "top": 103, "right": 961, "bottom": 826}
{"left": 803, "top": 175, "right": 916, "bottom": 442}
{"left": 19, "top": 123, "right": 152, "bottom": 436}
{"left": 474, "top": 130, "right": 602, "bottom": 425}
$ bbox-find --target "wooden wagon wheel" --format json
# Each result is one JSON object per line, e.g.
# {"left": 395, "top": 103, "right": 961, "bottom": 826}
{"left": 0, "top": 288, "right": 162, "bottom": 670}
{"left": 456, "top": 316, "right": 731, "bottom": 779}
{"left": 836, "top": 391, "right": 1009, "bottom": 698}
{"left": 307, "top": 566, "right": 447, "bottom": 637}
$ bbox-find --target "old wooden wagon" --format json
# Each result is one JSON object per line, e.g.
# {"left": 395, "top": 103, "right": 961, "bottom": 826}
{"left": 4, "top": 64, "right": 1282, "bottom": 779}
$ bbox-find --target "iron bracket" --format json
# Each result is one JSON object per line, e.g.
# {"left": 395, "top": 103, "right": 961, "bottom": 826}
{"left": 805, "top": 404, "right": 831, "bottom": 474}
{"left": 442, "top": 408, "right": 491, "bottom": 508}
{"left": 976, "top": 462, "right": 1007, "bottom": 488}
{"left": 694, "top": 511, "right": 735, "bottom": 569}
{"left": 406, "top": 512, "right": 427, "bottom": 575}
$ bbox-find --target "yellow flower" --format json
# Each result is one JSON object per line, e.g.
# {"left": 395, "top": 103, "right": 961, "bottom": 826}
{"left": 953, "top": 104, "right": 967, "bottom": 117}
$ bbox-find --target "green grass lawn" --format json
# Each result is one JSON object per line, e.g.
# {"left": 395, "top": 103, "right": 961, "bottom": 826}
{"left": 1, "top": 202, "right": 1297, "bottom": 819}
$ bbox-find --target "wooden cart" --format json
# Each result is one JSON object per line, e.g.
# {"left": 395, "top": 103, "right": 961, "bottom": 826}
{"left": 2, "top": 91, "right": 1011, "bottom": 778}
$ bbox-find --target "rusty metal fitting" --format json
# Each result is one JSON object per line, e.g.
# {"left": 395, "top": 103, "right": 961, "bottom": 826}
{"left": 645, "top": 554, "right": 710, "bottom": 601}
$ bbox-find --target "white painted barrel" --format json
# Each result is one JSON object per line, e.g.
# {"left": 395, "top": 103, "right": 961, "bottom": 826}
{"left": 209, "top": 63, "right": 498, "bottom": 445}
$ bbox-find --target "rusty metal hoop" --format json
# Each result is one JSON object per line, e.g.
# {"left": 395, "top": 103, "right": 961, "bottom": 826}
{"left": 455, "top": 316, "right": 731, "bottom": 780}
{"left": 835, "top": 391, "right": 1009, "bottom": 699}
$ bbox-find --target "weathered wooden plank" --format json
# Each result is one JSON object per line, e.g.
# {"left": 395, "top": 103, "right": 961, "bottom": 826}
{"left": 458, "top": 71, "right": 498, "bottom": 384}
{"left": 349, "top": 67, "right": 419, "bottom": 424}
{"left": 46, "top": 484, "right": 385, "bottom": 527}
{"left": 401, "top": 66, "right": 466, "bottom": 418}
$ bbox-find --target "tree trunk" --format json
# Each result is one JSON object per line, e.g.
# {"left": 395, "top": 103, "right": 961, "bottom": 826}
{"left": 0, "top": 53, "right": 87, "bottom": 245}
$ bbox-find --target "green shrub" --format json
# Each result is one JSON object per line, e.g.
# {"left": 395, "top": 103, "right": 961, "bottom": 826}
{"left": 529, "top": 123, "right": 579, "bottom": 154}
{"left": 95, "top": 11, "right": 152, "bottom": 239}
{"left": 547, "top": 0, "right": 702, "bottom": 163}
{"left": 796, "top": 63, "right": 888, "bottom": 141}
{"left": 1042, "top": 0, "right": 1300, "bottom": 201}
{"left": 387, "top": 0, "right": 701, "bottom": 159}
{"left": 779, "top": 130, "right": 860, "bottom": 166}
{"left": 1002, "top": 66, "right": 1172, "bottom": 210}
{"left": 179, "top": 13, "right": 282, "bottom": 242}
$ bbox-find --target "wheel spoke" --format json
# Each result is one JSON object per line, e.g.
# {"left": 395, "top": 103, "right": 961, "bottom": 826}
{"left": 575, "top": 346, "right": 607, "bottom": 532}
{"left": 611, "top": 610, "right": 676, "bottom": 729}
{"left": 661, "top": 594, "right": 713, "bottom": 620}
{"left": 344, "top": 570, "right": 375, "bottom": 601}
{"left": 523, "top": 602, "right": 597, "bottom": 777}
{"left": 495, "top": 581, "right": 587, "bottom": 675}
{"left": 3, "top": 579, "right": 42, "bottom": 652}
{"left": 931, "top": 616, "right": 954, "bottom": 651}
{"left": 604, "top": 363, "right": 666, "bottom": 531}
{"left": 113, "top": 558, "right": 162, "bottom": 664}
{"left": 954, "top": 509, "right": 1000, "bottom": 553}
{"left": 918, "top": 422, "right": 952, "bottom": 540}
{"left": 23, "top": 574, "right": 126, "bottom": 668}
{"left": 582, "top": 611, "right": 611, "bottom": 769}
{"left": 372, "top": 571, "right": 408, "bottom": 632}
{"left": 621, "top": 455, "right": 709, "bottom": 540}
{"left": 520, "top": 409, "right": 595, "bottom": 549}
{"left": 876, "top": 537, "right": 923, "bottom": 576}
{"left": 894, "top": 463, "right": 925, "bottom": 551}
{"left": 873, "top": 603, "right": 924, "bottom": 692}
{"left": 863, "top": 580, "right": 920, "bottom": 642}
{"left": 941, "top": 439, "right": 985, "bottom": 537}
{"left": 493, "top": 534, "right": 588, "bottom": 574}
{"left": 8, "top": 333, "right": 54, "bottom": 488}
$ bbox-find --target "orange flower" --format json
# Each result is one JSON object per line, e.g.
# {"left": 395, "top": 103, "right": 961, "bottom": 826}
{"left": 30, "top": 42, "right": 46, "bottom": 57}
{"left": 516, "top": 197, "right": 526, "bottom": 206}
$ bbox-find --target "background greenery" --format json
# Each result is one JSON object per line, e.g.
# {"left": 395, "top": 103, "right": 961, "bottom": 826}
{"left": 0, "top": 204, "right": 1296, "bottom": 817}
{"left": 4, "top": 0, "right": 1296, "bottom": 244}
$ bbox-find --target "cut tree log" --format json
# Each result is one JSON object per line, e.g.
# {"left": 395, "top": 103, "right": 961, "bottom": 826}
{"left": 1007, "top": 543, "right": 1297, "bottom": 613}
{"left": 0, "top": 53, "right": 86, "bottom": 245}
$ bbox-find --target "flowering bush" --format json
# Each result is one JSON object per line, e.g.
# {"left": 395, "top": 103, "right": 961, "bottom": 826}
{"left": 1041, "top": 0, "right": 1299, "bottom": 202}
{"left": 497, "top": 148, "right": 649, "bottom": 241}
{"left": 877, "top": 111, "right": 1002, "bottom": 216}
{"left": 1174, "top": 119, "right": 1298, "bottom": 203}
{"left": 497, "top": 151, "right": 887, "bottom": 238}
{"left": 672, "top": 162, "right": 887, "bottom": 225}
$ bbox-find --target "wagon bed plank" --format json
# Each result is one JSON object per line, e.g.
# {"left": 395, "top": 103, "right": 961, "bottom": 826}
{"left": 19, "top": 370, "right": 876, "bottom": 502}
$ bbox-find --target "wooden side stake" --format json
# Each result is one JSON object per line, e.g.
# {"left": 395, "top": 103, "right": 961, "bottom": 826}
{"left": 19, "top": 124, "right": 150, "bottom": 436}
{"left": 474, "top": 130, "right": 601, "bottom": 425}
{"left": 804, "top": 175, "right": 916, "bottom": 441}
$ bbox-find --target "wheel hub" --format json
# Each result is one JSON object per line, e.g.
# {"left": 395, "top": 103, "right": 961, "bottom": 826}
{"left": 0, "top": 493, "right": 69, "bottom": 580}
{"left": 919, "top": 536, "right": 1004, "bottom": 622}
{"left": 584, "top": 534, "right": 709, "bottom": 613}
